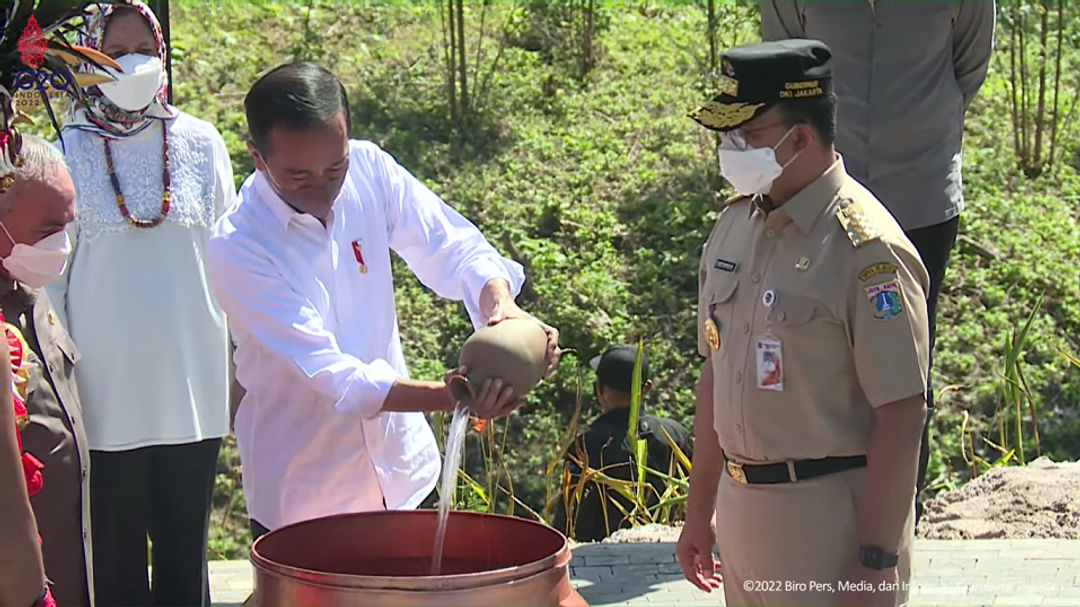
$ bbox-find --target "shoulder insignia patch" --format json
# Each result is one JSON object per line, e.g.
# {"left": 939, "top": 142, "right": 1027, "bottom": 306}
{"left": 836, "top": 198, "right": 881, "bottom": 248}
{"left": 858, "top": 262, "right": 898, "bottom": 282}
{"left": 865, "top": 279, "right": 904, "bottom": 320}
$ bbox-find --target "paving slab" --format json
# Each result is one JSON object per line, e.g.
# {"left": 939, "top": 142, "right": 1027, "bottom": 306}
{"left": 210, "top": 539, "right": 1080, "bottom": 607}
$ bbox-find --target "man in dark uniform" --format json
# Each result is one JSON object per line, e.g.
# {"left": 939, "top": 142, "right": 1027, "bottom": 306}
{"left": 760, "top": 0, "right": 995, "bottom": 524}
{"left": 556, "top": 345, "right": 693, "bottom": 542}
{"left": 0, "top": 135, "right": 93, "bottom": 607}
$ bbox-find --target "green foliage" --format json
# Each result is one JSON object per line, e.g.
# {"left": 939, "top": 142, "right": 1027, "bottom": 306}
{"left": 144, "top": 2, "right": 1080, "bottom": 553}
{"left": 997, "top": 0, "right": 1080, "bottom": 177}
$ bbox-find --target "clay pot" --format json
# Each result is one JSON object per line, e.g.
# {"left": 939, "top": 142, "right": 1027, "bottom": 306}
{"left": 448, "top": 318, "right": 548, "bottom": 409}
{"left": 249, "top": 510, "right": 587, "bottom": 607}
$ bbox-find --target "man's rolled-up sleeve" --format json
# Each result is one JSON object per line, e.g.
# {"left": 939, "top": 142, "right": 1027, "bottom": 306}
{"left": 372, "top": 144, "right": 525, "bottom": 329}
{"left": 846, "top": 241, "right": 931, "bottom": 407}
{"left": 206, "top": 234, "right": 399, "bottom": 419}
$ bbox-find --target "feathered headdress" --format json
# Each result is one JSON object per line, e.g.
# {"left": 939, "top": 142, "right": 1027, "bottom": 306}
{"left": 1, "top": 0, "right": 122, "bottom": 193}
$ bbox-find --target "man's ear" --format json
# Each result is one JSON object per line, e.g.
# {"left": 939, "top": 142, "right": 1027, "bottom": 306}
{"left": 247, "top": 140, "right": 267, "bottom": 172}
{"left": 794, "top": 123, "right": 816, "bottom": 154}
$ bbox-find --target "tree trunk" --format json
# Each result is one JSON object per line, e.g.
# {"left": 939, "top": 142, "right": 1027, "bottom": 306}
{"left": 581, "top": 0, "right": 595, "bottom": 78}
{"left": 707, "top": 0, "right": 717, "bottom": 86}
{"left": 456, "top": 0, "right": 469, "bottom": 121}
{"left": 1048, "top": 0, "right": 1064, "bottom": 165}
{"left": 1032, "top": 0, "right": 1050, "bottom": 169}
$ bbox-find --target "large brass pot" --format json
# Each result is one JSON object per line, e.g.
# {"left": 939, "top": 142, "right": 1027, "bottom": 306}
{"left": 250, "top": 510, "right": 587, "bottom": 607}
{"left": 449, "top": 317, "right": 548, "bottom": 408}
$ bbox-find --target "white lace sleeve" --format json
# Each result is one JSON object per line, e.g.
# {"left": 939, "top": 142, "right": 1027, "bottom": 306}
{"left": 210, "top": 128, "right": 236, "bottom": 220}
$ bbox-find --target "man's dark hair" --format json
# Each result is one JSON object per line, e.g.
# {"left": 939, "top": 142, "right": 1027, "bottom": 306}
{"left": 244, "top": 61, "right": 351, "bottom": 154}
{"left": 776, "top": 93, "right": 837, "bottom": 147}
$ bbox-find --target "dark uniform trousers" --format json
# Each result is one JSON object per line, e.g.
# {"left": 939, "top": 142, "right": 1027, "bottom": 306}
{"left": 904, "top": 216, "right": 960, "bottom": 524}
{"left": 1, "top": 284, "right": 94, "bottom": 607}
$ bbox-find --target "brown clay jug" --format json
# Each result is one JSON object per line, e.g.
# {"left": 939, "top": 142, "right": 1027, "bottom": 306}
{"left": 449, "top": 318, "right": 549, "bottom": 409}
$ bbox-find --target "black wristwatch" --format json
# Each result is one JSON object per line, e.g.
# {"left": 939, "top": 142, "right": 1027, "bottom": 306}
{"left": 858, "top": 545, "right": 899, "bottom": 570}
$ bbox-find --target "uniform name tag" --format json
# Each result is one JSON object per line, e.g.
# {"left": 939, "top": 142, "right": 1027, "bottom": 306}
{"left": 714, "top": 258, "right": 738, "bottom": 272}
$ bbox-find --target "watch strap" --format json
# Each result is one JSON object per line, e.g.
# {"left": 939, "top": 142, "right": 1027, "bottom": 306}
{"left": 859, "top": 545, "right": 899, "bottom": 570}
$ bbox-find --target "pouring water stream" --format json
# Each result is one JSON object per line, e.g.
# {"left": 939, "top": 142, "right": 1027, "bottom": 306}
{"left": 431, "top": 401, "right": 470, "bottom": 575}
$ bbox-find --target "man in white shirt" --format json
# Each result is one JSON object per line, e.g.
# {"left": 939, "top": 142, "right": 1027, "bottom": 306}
{"left": 207, "top": 61, "right": 559, "bottom": 539}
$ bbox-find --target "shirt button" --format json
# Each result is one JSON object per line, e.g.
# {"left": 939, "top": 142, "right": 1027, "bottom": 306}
{"left": 735, "top": 371, "right": 743, "bottom": 384}
{"left": 766, "top": 229, "right": 776, "bottom": 238}
{"left": 751, "top": 272, "right": 761, "bottom": 283}
{"left": 743, "top": 323, "right": 750, "bottom": 334}
{"left": 778, "top": 312, "right": 787, "bottom": 322}
{"left": 735, "top": 424, "right": 743, "bottom": 434}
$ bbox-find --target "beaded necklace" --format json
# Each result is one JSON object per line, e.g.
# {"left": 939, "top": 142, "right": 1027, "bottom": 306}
{"left": 102, "top": 123, "right": 171, "bottom": 228}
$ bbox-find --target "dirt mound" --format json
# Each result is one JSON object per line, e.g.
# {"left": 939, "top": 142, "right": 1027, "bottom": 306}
{"left": 918, "top": 457, "right": 1080, "bottom": 539}
{"left": 602, "top": 523, "right": 683, "bottom": 543}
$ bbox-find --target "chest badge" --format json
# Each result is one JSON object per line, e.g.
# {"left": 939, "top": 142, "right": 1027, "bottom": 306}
{"left": 351, "top": 240, "right": 369, "bottom": 275}
{"left": 762, "top": 289, "right": 776, "bottom": 308}
{"left": 704, "top": 318, "right": 721, "bottom": 351}
{"left": 714, "top": 258, "right": 738, "bottom": 273}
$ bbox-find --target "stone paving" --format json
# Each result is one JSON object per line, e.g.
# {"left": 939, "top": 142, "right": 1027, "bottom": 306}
{"left": 210, "top": 539, "right": 1080, "bottom": 607}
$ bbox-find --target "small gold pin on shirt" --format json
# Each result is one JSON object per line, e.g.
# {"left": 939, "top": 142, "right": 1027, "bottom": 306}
{"left": 704, "top": 318, "right": 721, "bottom": 351}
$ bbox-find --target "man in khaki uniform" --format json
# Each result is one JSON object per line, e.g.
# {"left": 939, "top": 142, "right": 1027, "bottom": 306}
{"left": 0, "top": 136, "right": 93, "bottom": 606}
{"left": 675, "top": 40, "right": 930, "bottom": 607}
{"left": 1, "top": 286, "right": 93, "bottom": 606}
{"left": 0, "top": 363, "right": 49, "bottom": 607}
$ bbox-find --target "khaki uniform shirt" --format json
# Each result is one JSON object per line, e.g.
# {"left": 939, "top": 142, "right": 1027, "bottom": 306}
{"left": 1, "top": 284, "right": 93, "bottom": 607}
{"left": 697, "top": 157, "right": 930, "bottom": 464}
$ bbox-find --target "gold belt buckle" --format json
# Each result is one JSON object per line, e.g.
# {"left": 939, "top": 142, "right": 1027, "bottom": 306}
{"left": 726, "top": 460, "right": 747, "bottom": 484}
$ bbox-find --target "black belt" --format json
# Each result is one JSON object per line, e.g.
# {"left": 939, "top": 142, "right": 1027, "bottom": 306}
{"left": 725, "top": 455, "right": 867, "bottom": 484}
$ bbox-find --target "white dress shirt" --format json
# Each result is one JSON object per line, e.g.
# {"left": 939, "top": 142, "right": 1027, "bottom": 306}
{"left": 207, "top": 139, "right": 525, "bottom": 531}
{"left": 48, "top": 112, "right": 233, "bottom": 451}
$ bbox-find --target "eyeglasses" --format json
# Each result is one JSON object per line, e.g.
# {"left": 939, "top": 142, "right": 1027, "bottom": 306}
{"left": 720, "top": 121, "right": 792, "bottom": 151}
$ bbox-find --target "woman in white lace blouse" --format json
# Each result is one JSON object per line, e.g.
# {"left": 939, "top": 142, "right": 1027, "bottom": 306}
{"left": 47, "top": 3, "right": 233, "bottom": 606}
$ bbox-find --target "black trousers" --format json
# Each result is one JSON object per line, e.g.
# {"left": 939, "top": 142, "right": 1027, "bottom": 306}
{"left": 903, "top": 216, "right": 960, "bottom": 527}
{"left": 90, "top": 438, "right": 221, "bottom": 607}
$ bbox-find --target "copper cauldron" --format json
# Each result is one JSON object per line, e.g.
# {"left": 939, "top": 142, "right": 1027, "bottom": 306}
{"left": 250, "top": 510, "right": 587, "bottom": 607}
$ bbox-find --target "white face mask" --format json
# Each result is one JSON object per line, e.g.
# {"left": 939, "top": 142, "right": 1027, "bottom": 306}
{"left": 1, "top": 223, "right": 72, "bottom": 288}
{"left": 97, "top": 53, "right": 164, "bottom": 112}
{"left": 717, "top": 126, "right": 800, "bottom": 197}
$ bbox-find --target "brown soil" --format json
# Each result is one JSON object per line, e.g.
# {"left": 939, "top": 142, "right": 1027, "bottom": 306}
{"left": 601, "top": 523, "right": 684, "bottom": 543}
{"left": 917, "top": 457, "right": 1080, "bottom": 539}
